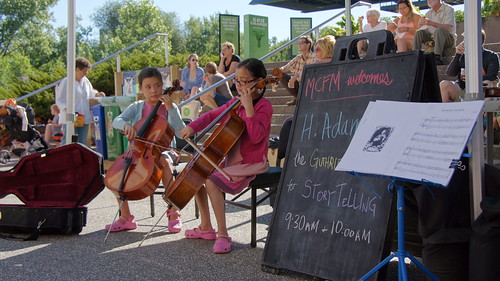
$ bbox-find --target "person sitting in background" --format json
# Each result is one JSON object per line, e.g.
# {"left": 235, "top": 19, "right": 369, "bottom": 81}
{"left": 218, "top": 42, "right": 241, "bottom": 96}
{"left": 44, "top": 104, "right": 63, "bottom": 147}
{"left": 439, "top": 30, "right": 499, "bottom": 102}
{"left": 180, "top": 53, "right": 204, "bottom": 99}
{"left": 413, "top": 0, "right": 456, "bottom": 65}
{"left": 388, "top": 0, "right": 422, "bottom": 53}
{"left": 199, "top": 62, "right": 233, "bottom": 110}
{"left": 313, "top": 35, "right": 336, "bottom": 64}
{"left": 278, "top": 36, "right": 314, "bottom": 105}
{"left": 357, "top": 8, "right": 387, "bottom": 57}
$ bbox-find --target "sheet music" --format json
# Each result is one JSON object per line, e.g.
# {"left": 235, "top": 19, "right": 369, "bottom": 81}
{"left": 336, "top": 100, "right": 484, "bottom": 186}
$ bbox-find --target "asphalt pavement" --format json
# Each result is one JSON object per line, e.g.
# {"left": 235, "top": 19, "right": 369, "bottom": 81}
{"left": 0, "top": 156, "right": 427, "bottom": 281}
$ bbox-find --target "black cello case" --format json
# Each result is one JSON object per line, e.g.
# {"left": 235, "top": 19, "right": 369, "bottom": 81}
{"left": 0, "top": 143, "right": 104, "bottom": 235}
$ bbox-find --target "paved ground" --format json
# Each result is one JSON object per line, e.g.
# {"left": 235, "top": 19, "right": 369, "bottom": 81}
{"left": 0, "top": 156, "right": 427, "bottom": 281}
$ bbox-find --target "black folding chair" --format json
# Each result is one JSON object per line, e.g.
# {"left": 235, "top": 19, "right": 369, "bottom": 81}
{"left": 225, "top": 118, "right": 292, "bottom": 247}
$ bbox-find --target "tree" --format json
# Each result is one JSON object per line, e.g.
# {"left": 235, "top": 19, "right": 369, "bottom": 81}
{"left": 183, "top": 13, "right": 220, "bottom": 56}
{"left": 0, "top": 0, "right": 58, "bottom": 57}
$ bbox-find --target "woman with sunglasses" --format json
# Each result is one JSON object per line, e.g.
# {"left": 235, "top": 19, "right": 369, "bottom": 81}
{"left": 180, "top": 53, "right": 204, "bottom": 99}
{"left": 180, "top": 58, "right": 272, "bottom": 254}
{"left": 313, "top": 35, "right": 336, "bottom": 64}
{"left": 388, "top": 0, "right": 422, "bottom": 52}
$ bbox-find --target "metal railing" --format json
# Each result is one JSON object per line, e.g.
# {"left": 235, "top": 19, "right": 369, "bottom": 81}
{"left": 17, "top": 1, "right": 372, "bottom": 104}
{"left": 16, "top": 33, "right": 169, "bottom": 101}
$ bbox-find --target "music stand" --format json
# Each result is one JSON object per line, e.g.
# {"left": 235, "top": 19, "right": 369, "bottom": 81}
{"left": 355, "top": 174, "right": 440, "bottom": 281}
{"left": 335, "top": 100, "right": 484, "bottom": 281}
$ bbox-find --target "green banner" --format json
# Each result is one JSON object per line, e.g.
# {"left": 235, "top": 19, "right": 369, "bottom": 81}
{"left": 290, "top": 18, "right": 312, "bottom": 59}
{"left": 244, "top": 14, "right": 269, "bottom": 59}
{"left": 219, "top": 14, "right": 240, "bottom": 55}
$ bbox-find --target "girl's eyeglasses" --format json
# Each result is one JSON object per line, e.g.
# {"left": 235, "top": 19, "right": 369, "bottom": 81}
{"left": 232, "top": 78, "right": 257, "bottom": 86}
{"left": 191, "top": 59, "right": 198, "bottom": 61}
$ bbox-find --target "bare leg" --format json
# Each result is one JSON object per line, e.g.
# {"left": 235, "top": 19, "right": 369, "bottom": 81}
{"left": 404, "top": 38, "right": 414, "bottom": 52}
{"left": 205, "top": 179, "right": 228, "bottom": 236}
{"left": 44, "top": 124, "right": 53, "bottom": 144}
{"left": 194, "top": 186, "right": 214, "bottom": 231}
{"left": 200, "top": 93, "right": 218, "bottom": 110}
{"left": 439, "top": 80, "right": 459, "bottom": 102}
{"left": 396, "top": 38, "right": 407, "bottom": 52}
{"left": 117, "top": 198, "right": 132, "bottom": 222}
{"left": 161, "top": 158, "right": 180, "bottom": 219}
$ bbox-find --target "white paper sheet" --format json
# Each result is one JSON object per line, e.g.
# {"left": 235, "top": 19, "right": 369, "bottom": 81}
{"left": 335, "top": 100, "right": 484, "bottom": 186}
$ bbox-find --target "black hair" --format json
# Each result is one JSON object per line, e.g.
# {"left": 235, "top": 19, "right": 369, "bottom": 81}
{"left": 237, "top": 58, "right": 267, "bottom": 79}
{"left": 138, "top": 67, "right": 163, "bottom": 88}
{"left": 237, "top": 58, "right": 268, "bottom": 97}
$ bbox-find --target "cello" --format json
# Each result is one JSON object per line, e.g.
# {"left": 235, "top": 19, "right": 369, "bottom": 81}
{"left": 104, "top": 81, "right": 183, "bottom": 200}
{"left": 164, "top": 68, "right": 283, "bottom": 210}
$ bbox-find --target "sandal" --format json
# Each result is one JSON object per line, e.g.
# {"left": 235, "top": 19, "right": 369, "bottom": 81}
{"left": 213, "top": 235, "right": 232, "bottom": 254}
{"left": 185, "top": 227, "right": 216, "bottom": 240}
{"left": 105, "top": 215, "right": 137, "bottom": 232}
{"left": 166, "top": 210, "right": 182, "bottom": 233}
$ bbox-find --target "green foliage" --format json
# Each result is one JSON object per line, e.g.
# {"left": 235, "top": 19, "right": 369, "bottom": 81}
{"left": 4, "top": 0, "right": 398, "bottom": 118}
{"left": 0, "top": 0, "right": 58, "bottom": 57}
{"left": 183, "top": 13, "right": 220, "bottom": 56}
{"left": 455, "top": 10, "right": 464, "bottom": 22}
{"left": 482, "top": 0, "right": 500, "bottom": 17}
{"left": 267, "top": 37, "right": 291, "bottom": 62}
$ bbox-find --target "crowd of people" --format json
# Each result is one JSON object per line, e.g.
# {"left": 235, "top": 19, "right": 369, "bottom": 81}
{"left": 357, "top": 0, "right": 456, "bottom": 65}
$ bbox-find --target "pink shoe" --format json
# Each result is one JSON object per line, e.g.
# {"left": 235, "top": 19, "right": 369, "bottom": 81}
{"left": 167, "top": 210, "right": 182, "bottom": 233}
{"left": 105, "top": 216, "right": 137, "bottom": 232}
{"left": 185, "top": 227, "right": 216, "bottom": 240}
{"left": 213, "top": 235, "right": 232, "bottom": 254}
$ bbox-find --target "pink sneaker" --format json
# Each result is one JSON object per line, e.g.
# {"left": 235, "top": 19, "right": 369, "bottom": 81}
{"left": 213, "top": 235, "right": 232, "bottom": 254}
{"left": 185, "top": 227, "right": 216, "bottom": 240}
{"left": 167, "top": 210, "right": 182, "bottom": 233}
{"left": 105, "top": 216, "right": 137, "bottom": 232}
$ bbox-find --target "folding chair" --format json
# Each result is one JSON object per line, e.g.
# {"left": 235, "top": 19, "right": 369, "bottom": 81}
{"left": 225, "top": 117, "right": 292, "bottom": 247}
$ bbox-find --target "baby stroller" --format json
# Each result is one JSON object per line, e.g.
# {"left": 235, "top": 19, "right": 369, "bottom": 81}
{"left": 0, "top": 99, "right": 48, "bottom": 164}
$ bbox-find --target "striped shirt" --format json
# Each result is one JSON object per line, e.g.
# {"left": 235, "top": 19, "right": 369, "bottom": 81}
{"left": 280, "top": 51, "right": 315, "bottom": 82}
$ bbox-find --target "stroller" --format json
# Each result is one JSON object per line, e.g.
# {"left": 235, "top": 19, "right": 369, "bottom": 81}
{"left": 0, "top": 99, "right": 48, "bottom": 164}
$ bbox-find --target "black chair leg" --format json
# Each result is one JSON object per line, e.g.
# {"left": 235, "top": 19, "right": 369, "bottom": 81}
{"left": 251, "top": 187, "right": 257, "bottom": 247}
{"left": 150, "top": 195, "right": 155, "bottom": 217}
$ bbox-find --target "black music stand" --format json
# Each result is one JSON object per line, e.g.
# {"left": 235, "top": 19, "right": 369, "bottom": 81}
{"left": 355, "top": 175, "right": 440, "bottom": 281}
{"left": 335, "top": 100, "right": 484, "bottom": 281}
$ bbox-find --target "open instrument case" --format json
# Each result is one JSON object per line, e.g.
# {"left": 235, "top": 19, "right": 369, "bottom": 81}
{"left": 0, "top": 143, "right": 104, "bottom": 235}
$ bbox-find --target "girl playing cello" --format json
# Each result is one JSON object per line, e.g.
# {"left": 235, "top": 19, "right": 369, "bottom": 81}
{"left": 179, "top": 58, "right": 272, "bottom": 253}
{"left": 105, "top": 67, "right": 185, "bottom": 233}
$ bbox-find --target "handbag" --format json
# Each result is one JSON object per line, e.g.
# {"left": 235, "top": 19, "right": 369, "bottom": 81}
{"left": 74, "top": 113, "right": 85, "bottom": 127}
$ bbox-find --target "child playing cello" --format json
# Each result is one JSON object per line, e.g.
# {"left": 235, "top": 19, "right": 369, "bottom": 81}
{"left": 179, "top": 58, "right": 272, "bottom": 253}
{"left": 105, "top": 67, "right": 185, "bottom": 233}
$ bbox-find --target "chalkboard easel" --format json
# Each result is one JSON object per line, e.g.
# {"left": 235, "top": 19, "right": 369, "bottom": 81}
{"left": 262, "top": 30, "right": 441, "bottom": 281}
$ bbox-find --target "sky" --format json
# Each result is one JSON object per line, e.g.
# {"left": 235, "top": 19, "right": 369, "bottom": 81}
{"left": 51, "top": 1, "right": 465, "bottom": 41}
{"left": 50, "top": 0, "right": 395, "bottom": 41}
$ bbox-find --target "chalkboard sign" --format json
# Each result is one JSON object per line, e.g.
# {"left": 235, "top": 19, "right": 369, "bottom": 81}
{"left": 262, "top": 31, "right": 436, "bottom": 281}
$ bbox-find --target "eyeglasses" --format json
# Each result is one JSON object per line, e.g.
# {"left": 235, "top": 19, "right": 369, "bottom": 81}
{"left": 298, "top": 40, "right": 308, "bottom": 45}
{"left": 232, "top": 77, "right": 257, "bottom": 86}
{"left": 191, "top": 59, "right": 198, "bottom": 61}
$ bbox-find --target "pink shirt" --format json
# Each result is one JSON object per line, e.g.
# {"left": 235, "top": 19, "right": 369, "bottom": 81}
{"left": 188, "top": 97, "right": 273, "bottom": 164}
{"left": 142, "top": 102, "right": 167, "bottom": 119}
